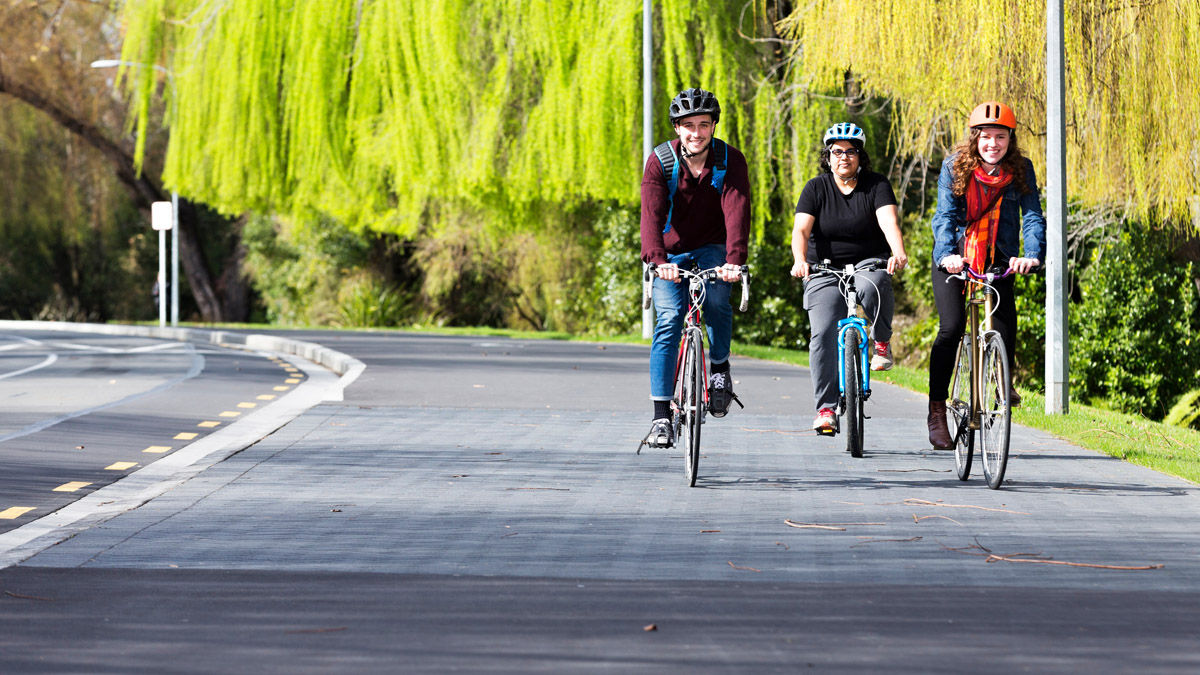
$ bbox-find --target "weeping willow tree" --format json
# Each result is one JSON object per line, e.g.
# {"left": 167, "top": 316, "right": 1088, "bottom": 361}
{"left": 113, "top": 0, "right": 803, "bottom": 328}
{"left": 778, "top": 0, "right": 1200, "bottom": 228}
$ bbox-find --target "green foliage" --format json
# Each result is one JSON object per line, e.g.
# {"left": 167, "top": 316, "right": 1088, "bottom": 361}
{"left": 778, "top": 0, "right": 1200, "bottom": 228}
{"left": 1165, "top": 388, "right": 1200, "bottom": 430}
{"left": 337, "top": 277, "right": 412, "bottom": 328}
{"left": 241, "top": 213, "right": 371, "bottom": 325}
{"left": 1071, "top": 226, "right": 1200, "bottom": 418}
{"left": 585, "top": 204, "right": 642, "bottom": 336}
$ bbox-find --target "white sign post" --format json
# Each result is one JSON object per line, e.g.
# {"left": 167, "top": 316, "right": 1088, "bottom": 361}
{"left": 151, "top": 201, "right": 173, "bottom": 328}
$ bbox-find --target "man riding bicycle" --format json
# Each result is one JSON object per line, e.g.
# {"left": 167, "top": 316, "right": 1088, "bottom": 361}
{"left": 641, "top": 87, "right": 750, "bottom": 448}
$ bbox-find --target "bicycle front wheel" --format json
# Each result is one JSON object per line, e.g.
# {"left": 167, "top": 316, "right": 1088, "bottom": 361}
{"left": 843, "top": 329, "right": 864, "bottom": 458}
{"left": 948, "top": 335, "right": 973, "bottom": 480}
{"left": 979, "top": 332, "right": 1012, "bottom": 489}
{"left": 680, "top": 330, "right": 705, "bottom": 486}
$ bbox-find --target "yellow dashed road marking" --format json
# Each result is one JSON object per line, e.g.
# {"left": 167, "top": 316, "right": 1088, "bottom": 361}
{"left": 105, "top": 462, "right": 138, "bottom": 471}
{"left": 273, "top": 386, "right": 290, "bottom": 392}
{"left": 174, "top": 432, "right": 199, "bottom": 440}
{"left": 219, "top": 411, "right": 241, "bottom": 418}
{"left": 285, "top": 378, "right": 300, "bottom": 384}
{"left": 53, "top": 482, "right": 92, "bottom": 493}
{"left": 198, "top": 421, "right": 220, "bottom": 428}
{"left": 236, "top": 402, "right": 257, "bottom": 409}
{"left": 143, "top": 445, "right": 172, "bottom": 454}
{"left": 257, "top": 394, "right": 276, "bottom": 401}
{"left": 1, "top": 507, "right": 35, "bottom": 519}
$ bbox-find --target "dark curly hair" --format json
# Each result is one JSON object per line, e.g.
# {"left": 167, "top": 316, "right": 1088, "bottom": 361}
{"left": 819, "top": 141, "right": 872, "bottom": 174}
{"left": 949, "top": 127, "right": 1030, "bottom": 197}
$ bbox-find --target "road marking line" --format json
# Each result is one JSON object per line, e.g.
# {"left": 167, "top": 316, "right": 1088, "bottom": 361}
{"left": 0, "top": 353, "right": 57, "bottom": 382}
{"left": 236, "top": 402, "right": 257, "bottom": 409}
{"left": 197, "top": 421, "right": 220, "bottom": 428}
{"left": 143, "top": 445, "right": 173, "bottom": 453}
{"left": 219, "top": 411, "right": 241, "bottom": 418}
{"left": 174, "top": 432, "right": 199, "bottom": 440}
{"left": 105, "top": 462, "right": 138, "bottom": 471}
{"left": 273, "top": 386, "right": 290, "bottom": 391}
{"left": 257, "top": 394, "right": 276, "bottom": 400}
{"left": 285, "top": 378, "right": 300, "bottom": 384}
{"left": 53, "top": 482, "right": 92, "bottom": 493}
{"left": 0, "top": 507, "right": 35, "bottom": 519}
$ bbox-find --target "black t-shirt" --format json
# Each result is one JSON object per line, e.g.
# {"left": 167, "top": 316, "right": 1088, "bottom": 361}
{"left": 795, "top": 171, "right": 897, "bottom": 265}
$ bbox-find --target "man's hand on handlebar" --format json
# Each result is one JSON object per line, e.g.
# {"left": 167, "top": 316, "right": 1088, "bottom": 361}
{"left": 717, "top": 264, "right": 743, "bottom": 283}
{"left": 1009, "top": 257, "right": 1040, "bottom": 275}
{"left": 654, "top": 263, "right": 681, "bottom": 283}
{"left": 789, "top": 261, "right": 810, "bottom": 280}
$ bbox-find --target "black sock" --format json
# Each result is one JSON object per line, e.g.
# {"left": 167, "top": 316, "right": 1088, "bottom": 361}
{"left": 653, "top": 400, "right": 671, "bottom": 420}
{"left": 711, "top": 361, "right": 730, "bottom": 376}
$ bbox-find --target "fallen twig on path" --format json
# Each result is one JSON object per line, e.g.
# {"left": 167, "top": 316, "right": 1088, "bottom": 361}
{"left": 728, "top": 561, "right": 761, "bottom": 572}
{"left": 878, "top": 468, "right": 951, "bottom": 473}
{"left": 984, "top": 554, "right": 1164, "bottom": 570}
{"left": 850, "top": 537, "right": 923, "bottom": 548}
{"left": 3, "top": 590, "right": 53, "bottom": 601}
{"left": 903, "top": 498, "right": 1029, "bottom": 515}
{"left": 740, "top": 427, "right": 808, "bottom": 435}
{"left": 784, "top": 519, "right": 884, "bottom": 531}
{"left": 913, "top": 514, "right": 964, "bottom": 525}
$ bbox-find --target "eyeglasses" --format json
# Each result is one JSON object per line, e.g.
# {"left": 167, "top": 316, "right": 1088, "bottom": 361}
{"left": 829, "top": 148, "right": 860, "bottom": 157}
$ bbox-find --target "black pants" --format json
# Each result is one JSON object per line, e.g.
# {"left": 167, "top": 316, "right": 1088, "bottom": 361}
{"left": 928, "top": 266, "right": 1017, "bottom": 401}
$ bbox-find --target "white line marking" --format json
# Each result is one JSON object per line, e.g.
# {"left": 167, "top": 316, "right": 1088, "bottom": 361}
{"left": 0, "top": 354, "right": 57, "bottom": 381}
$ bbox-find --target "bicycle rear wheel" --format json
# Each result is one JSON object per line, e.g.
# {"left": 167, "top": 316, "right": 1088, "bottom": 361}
{"left": 948, "top": 335, "right": 973, "bottom": 480}
{"left": 843, "top": 329, "right": 864, "bottom": 458}
{"left": 679, "top": 330, "right": 704, "bottom": 486}
{"left": 979, "top": 332, "right": 1012, "bottom": 489}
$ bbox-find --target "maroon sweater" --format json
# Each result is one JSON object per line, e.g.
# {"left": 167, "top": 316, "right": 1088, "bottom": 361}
{"left": 640, "top": 139, "right": 751, "bottom": 266}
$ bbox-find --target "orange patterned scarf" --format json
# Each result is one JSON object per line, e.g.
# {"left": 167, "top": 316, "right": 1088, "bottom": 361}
{"left": 963, "top": 166, "right": 1013, "bottom": 271}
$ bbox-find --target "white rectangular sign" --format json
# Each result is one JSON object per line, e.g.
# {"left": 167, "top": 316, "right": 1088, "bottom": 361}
{"left": 151, "top": 201, "right": 174, "bottom": 231}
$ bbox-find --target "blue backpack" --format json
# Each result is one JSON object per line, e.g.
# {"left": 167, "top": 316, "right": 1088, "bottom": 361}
{"left": 653, "top": 138, "right": 728, "bottom": 234}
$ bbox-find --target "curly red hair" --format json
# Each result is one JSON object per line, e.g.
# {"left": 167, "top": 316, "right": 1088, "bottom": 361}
{"left": 949, "top": 127, "right": 1031, "bottom": 197}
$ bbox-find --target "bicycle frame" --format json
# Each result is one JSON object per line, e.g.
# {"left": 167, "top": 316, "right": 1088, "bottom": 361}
{"left": 812, "top": 262, "right": 877, "bottom": 410}
{"left": 672, "top": 277, "right": 710, "bottom": 416}
{"left": 960, "top": 269, "right": 1007, "bottom": 429}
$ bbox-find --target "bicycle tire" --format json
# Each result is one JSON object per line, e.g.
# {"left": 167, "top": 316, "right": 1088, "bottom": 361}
{"left": 948, "top": 335, "right": 974, "bottom": 480}
{"left": 979, "top": 332, "right": 1012, "bottom": 489}
{"left": 843, "top": 329, "right": 864, "bottom": 458}
{"left": 680, "top": 329, "right": 704, "bottom": 486}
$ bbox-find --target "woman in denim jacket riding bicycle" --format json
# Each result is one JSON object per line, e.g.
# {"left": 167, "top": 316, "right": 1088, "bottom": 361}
{"left": 927, "top": 101, "right": 1046, "bottom": 449}
{"left": 791, "top": 123, "right": 909, "bottom": 433}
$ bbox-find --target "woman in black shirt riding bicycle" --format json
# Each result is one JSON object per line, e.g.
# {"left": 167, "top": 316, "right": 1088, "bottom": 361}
{"left": 791, "top": 123, "right": 909, "bottom": 433}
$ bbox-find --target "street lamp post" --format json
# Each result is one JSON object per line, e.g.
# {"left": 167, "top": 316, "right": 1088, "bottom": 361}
{"left": 90, "top": 59, "right": 179, "bottom": 327}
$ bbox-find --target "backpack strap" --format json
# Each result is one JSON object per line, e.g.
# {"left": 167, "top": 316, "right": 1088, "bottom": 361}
{"left": 653, "top": 141, "right": 680, "bottom": 234}
{"left": 710, "top": 139, "right": 728, "bottom": 194}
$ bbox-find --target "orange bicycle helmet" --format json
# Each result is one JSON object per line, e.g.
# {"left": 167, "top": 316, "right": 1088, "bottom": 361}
{"left": 968, "top": 101, "right": 1017, "bottom": 130}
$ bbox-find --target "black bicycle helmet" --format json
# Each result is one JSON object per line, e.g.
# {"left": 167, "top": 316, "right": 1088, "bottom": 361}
{"left": 669, "top": 88, "right": 721, "bottom": 124}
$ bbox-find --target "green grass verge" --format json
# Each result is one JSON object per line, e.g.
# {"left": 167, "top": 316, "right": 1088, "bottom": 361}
{"left": 138, "top": 321, "right": 1200, "bottom": 484}
{"left": 737, "top": 342, "right": 1200, "bottom": 485}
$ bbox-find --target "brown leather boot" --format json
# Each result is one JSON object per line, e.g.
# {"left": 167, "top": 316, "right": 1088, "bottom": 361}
{"left": 927, "top": 400, "right": 953, "bottom": 449}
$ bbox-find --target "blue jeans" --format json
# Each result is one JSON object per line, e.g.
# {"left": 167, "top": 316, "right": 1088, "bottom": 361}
{"left": 650, "top": 244, "right": 733, "bottom": 400}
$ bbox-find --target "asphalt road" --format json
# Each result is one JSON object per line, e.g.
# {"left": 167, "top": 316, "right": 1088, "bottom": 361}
{"left": 0, "top": 330, "right": 307, "bottom": 535}
{"left": 2, "top": 330, "right": 1198, "bottom": 673}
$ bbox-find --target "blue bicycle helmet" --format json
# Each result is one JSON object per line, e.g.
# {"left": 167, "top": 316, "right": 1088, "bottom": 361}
{"left": 823, "top": 122, "right": 866, "bottom": 147}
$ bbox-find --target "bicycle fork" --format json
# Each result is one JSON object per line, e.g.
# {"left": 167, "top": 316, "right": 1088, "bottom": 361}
{"left": 835, "top": 317, "right": 872, "bottom": 409}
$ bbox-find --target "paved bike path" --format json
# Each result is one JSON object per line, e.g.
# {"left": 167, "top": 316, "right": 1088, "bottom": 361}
{"left": 5, "top": 333, "right": 1198, "bottom": 672}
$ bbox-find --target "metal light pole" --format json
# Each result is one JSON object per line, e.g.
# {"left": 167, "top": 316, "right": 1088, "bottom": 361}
{"left": 641, "top": 0, "right": 654, "bottom": 340}
{"left": 90, "top": 59, "right": 180, "bottom": 327}
{"left": 1045, "top": 0, "right": 1070, "bottom": 413}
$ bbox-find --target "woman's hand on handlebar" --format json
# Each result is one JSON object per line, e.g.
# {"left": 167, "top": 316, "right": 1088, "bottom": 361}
{"left": 790, "top": 260, "right": 810, "bottom": 279}
{"left": 939, "top": 254, "right": 965, "bottom": 274}
{"left": 1009, "top": 257, "right": 1040, "bottom": 274}
{"left": 655, "top": 263, "right": 681, "bottom": 283}
{"left": 887, "top": 251, "right": 909, "bottom": 275}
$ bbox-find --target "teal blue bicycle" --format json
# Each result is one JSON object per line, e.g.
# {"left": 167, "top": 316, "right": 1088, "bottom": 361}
{"left": 809, "top": 261, "right": 882, "bottom": 458}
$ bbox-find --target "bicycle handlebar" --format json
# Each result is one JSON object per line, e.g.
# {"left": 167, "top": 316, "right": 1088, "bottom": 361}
{"left": 809, "top": 260, "right": 882, "bottom": 277}
{"left": 644, "top": 264, "right": 752, "bottom": 313}
{"left": 940, "top": 263, "right": 1015, "bottom": 283}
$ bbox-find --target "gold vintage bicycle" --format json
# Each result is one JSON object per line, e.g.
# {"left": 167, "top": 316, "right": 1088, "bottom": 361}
{"left": 945, "top": 264, "right": 1015, "bottom": 489}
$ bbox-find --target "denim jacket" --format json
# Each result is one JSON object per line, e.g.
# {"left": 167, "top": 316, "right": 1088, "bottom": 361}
{"left": 930, "top": 154, "right": 1046, "bottom": 266}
